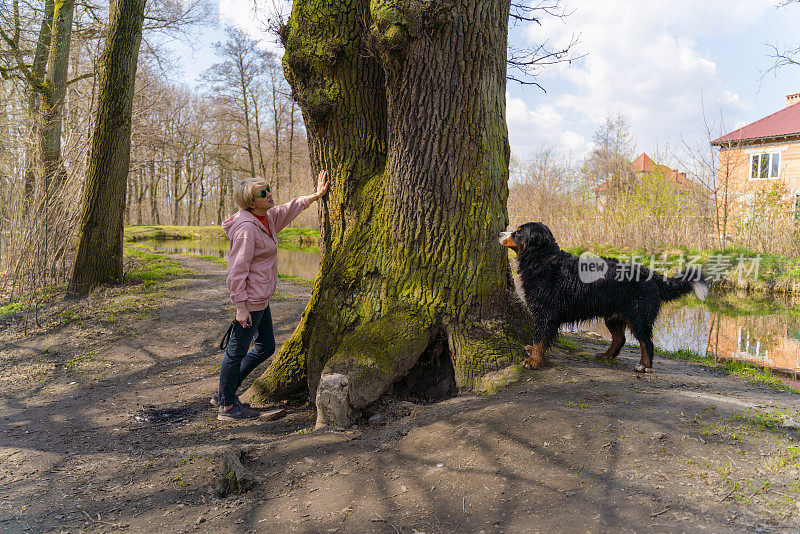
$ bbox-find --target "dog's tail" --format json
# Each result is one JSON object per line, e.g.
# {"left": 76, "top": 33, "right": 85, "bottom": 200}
{"left": 655, "top": 267, "right": 708, "bottom": 302}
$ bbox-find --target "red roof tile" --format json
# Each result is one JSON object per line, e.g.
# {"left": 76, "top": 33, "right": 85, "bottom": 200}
{"left": 712, "top": 101, "right": 800, "bottom": 145}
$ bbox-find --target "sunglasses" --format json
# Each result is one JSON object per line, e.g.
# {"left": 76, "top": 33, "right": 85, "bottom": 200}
{"left": 255, "top": 185, "right": 271, "bottom": 198}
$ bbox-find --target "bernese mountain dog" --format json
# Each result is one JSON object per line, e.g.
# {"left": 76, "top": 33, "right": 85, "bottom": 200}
{"left": 500, "top": 222, "right": 707, "bottom": 373}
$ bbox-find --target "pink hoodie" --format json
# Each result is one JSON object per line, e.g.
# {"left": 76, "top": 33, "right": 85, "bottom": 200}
{"left": 222, "top": 196, "right": 311, "bottom": 311}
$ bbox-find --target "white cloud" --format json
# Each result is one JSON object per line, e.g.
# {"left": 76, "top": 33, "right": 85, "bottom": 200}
{"left": 506, "top": 92, "right": 592, "bottom": 157}
{"left": 218, "top": 0, "right": 290, "bottom": 55}
{"left": 521, "top": 0, "right": 774, "bottom": 151}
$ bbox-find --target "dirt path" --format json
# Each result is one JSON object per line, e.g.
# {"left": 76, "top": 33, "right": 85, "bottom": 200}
{"left": 2, "top": 254, "right": 800, "bottom": 533}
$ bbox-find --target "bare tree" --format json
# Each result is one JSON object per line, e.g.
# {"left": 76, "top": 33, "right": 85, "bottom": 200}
{"left": 584, "top": 112, "right": 636, "bottom": 196}
{"left": 201, "top": 27, "right": 266, "bottom": 180}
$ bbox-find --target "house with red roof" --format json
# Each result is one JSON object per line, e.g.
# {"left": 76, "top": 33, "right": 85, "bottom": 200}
{"left": 711, "top": 93, "right": 800, "bottom": 231}
{"left": 594, "top": 152, "right": 703, "bottom": 199}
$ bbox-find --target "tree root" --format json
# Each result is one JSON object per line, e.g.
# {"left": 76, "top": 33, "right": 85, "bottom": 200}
{"left": 315, "top": 304, "right": 432, "bottom": 428}
{"left": 214, "top": 446, "right": 264, "bottom": 497}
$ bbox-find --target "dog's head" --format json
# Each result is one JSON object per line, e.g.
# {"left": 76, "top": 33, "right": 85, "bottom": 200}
{"left": 499, "top": 222, "right": 558, "bottom": 255}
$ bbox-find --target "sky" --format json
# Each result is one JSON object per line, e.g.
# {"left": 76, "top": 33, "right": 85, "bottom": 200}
{"left": 167, "top": 0, "right": 800, "bottom": 165}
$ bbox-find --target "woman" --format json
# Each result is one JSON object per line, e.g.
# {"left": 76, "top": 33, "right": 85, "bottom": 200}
{"left": 215, "top": 170, "right": 328, "bottom": 421}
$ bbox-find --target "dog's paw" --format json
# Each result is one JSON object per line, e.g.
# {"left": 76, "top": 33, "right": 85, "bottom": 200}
{"left": 523, "top": 357, "right": 541, "bottom": 370}
{"left": 595, "top": 352, "right": 611, "bottom": 360}
{"left": 634, "top": 364, "right": 653, "bottom": 373}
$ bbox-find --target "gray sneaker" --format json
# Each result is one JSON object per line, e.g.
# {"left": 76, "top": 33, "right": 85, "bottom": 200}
{"left": 210, "top": 392, "right": 250, "bottom": 408}
{"left": 217, "top": 402, "right": 261, "bottom": 421}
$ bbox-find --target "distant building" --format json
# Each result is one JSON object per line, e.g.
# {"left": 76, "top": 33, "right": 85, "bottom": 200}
{"left": 711, "top": 93, "right": 800, "bottom": 231}
{"left": 593, "top": 152, "right": 703, "bottom": 200}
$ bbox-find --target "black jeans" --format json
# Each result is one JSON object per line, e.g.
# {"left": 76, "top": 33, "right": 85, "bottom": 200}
{"left": 218, "top": 306, "right": 275, "bottom": 406}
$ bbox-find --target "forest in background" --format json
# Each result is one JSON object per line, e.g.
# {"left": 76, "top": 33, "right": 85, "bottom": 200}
{"left": 0, "top": 1, "right": 314, "bottom": 300}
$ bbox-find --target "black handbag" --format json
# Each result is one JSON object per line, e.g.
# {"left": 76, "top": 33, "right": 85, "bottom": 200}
{"left": 219, "top": 320, "right": 236, "bottom": 350}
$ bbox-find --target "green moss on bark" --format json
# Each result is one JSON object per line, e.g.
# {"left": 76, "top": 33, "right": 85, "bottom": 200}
{"left": 322, "top": 303, "right": 433, "bottom": 408}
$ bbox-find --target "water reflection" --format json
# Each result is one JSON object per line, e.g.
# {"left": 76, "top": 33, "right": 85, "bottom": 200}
{"left": 564, "top": 297, "right": 800, "bottom": 374}
{"left": 707, "top": 314, "right": 800, "bottom": 374}
{"left": 139, "top": 238, "right": 321, "bottom": 282}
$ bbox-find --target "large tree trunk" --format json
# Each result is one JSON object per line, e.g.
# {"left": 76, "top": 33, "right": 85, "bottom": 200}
{"left": 249, "top": 0, "right": 531, "bottom": 427}
{"left": 70, "top": 0, "right": 146, "bottom": 294}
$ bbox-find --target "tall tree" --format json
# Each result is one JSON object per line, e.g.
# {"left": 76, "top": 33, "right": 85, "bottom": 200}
{"left": 70, "top": 0, "right": 146, "bottom": 294}
{"left": 585, "top": 112, "right": 635, "bottom": 194}
{"left": 249, "top": 0, "right": 534, "bottom": 427}
{"left": 201, "top": 27, "right": 265, "bottom": 179}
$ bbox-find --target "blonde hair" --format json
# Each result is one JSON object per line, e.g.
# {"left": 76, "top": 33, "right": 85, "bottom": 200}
{"left": 233, "top": 178, "right": 268, "bottom": 211}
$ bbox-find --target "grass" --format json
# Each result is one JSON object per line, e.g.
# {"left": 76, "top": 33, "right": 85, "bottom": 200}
{"left": 184, "top": 253, "right": 227, "bottom": 266}
{"left": 0, "top": 300, "right": 36, "bottom": 320}
{"left": 730, "top": 410, "right": 787, "bottom": 431}
{"left": 278, "top": 273, "right": 315, "bottom": 288}
{"left": 556, "top": 336, "right": 579, "bottom": 350}
{"left": 2, "top": 247, "right": 193, "bottom": 330}
{"left": 124, "top": 225, "right": 226, "bottom": 242}
{"left": 0, "top": 284, "right": 66, "bottom": 321}
{"left": 123, "top": 246, "right": 192, "bottom": 284}
{"left": 658, "top": 347, "right": 800, "bottom": 394}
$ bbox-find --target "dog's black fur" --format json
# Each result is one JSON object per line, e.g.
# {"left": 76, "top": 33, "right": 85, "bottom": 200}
{"left": 500, "top": 222, "right": 707, "bottom": 373}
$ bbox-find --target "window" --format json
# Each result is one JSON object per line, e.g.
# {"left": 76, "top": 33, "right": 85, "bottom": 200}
{"left": 750, "top": 152, "right": 780, "bottom": 179}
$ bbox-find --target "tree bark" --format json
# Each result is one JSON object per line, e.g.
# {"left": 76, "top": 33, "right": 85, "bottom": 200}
{"left": 70, "top": 0, "right": 146, "bottom": 294}
{"left": 136, "top": 166, "right": 144, "bottom": 225}
{"left": 216, "top": 164, "right": 227, "bottom": 225}
{"left": 249, "top": 0, "right": 531, "bottom": 427}
{"left": 23, "top": 0, "right": 54, "bottom": 210}
{"left": 287, "top": 100, "right": 295, "bottom": 187}
{"left": 38, "top": 0, "right": 75, "bottom": 196}
{"left": 149, "top": 159, "right": 159, "bottom": 224}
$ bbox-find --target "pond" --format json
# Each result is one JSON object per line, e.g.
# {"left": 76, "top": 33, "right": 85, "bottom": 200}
{"left": 139, "top": 238, "right": 321, "bottom": 282}
{"left": 563, "top": 293, "right": 800, "bottom": 376}
{"left": 144, "top": 238, "right": 800, "bottom": 375}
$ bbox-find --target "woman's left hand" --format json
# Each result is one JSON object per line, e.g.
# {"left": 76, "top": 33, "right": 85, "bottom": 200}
{"left": 313, "top": 170, "right": 329, "bottom": 201}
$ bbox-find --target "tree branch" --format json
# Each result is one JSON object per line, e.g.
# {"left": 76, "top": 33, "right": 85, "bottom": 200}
{"left": 0, "top": 25, "right": 49, "bottom": 95}
{"left": 66, "top": 71, "right": 95, "bottom": 86}
{"left": 506, "top": 35, "right": 584, "bottom": 88}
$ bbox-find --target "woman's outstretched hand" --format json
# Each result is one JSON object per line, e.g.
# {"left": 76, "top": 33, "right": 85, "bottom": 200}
{"left": 311, "top": 170, "right": 329, "bottom": 202}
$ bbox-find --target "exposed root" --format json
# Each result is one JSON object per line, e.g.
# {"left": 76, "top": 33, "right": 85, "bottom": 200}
{"left": 214, "top": 446, "right": 264, "bottom": 497}
{"left": 314, "top": 304, "right": 432, "bottom": 428}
